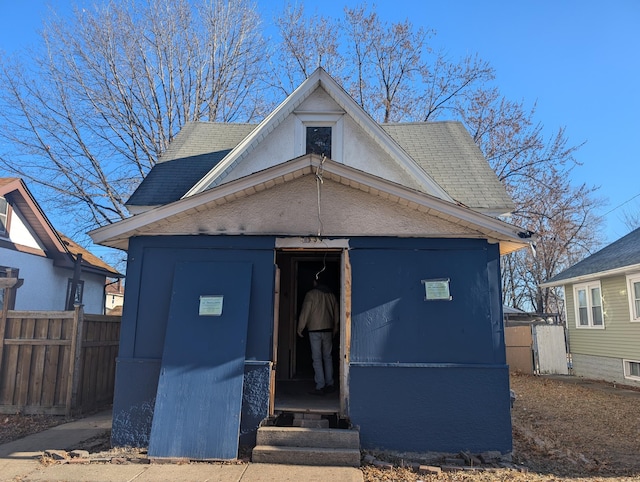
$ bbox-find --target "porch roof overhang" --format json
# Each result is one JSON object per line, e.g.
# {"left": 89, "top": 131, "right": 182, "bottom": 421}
{"left": 90, "top": 155, "right": 533, "bottom": 255}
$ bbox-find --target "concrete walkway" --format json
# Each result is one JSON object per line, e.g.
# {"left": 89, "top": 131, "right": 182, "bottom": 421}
{"left": 0, "top": 411, "right": 363, "bottom": 482}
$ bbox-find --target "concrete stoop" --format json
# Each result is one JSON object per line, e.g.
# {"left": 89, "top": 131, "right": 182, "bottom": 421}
{"left": 252, "top": 424, "right": 361, "bottom": 467}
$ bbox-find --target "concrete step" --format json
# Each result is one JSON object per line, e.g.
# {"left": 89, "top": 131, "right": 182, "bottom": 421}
{"left": 256, "top": 426, "right": 360, "bottom": 449}
{"left": 252, "top": 445, "right": 361, "bottom": 467}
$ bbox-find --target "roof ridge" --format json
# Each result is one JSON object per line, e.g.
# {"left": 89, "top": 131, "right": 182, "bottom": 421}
{"left": 382, "top": 120, "right": 462, "bottom": 126}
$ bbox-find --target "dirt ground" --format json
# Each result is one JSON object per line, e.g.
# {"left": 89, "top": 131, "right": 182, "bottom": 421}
{"left": 2, "top": 374, "right": 640, "bottom": 481}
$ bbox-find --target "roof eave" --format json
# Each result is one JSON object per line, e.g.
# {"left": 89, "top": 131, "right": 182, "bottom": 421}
{"left": 90, "top": 155, "right": 531, "bottom": 255}
{"left": 541, "top": 262, "right": 640, "bottom": 288}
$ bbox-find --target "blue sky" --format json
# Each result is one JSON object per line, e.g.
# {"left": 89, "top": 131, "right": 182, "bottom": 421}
{"left": 1, "top": 0, "right": 638, "bottom": 248}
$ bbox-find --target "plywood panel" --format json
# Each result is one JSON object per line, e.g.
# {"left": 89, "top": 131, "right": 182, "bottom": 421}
{"left": 148, "top": 261, "right": 252, "bottom": 460}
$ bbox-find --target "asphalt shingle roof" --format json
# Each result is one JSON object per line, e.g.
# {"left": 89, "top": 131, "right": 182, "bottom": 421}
{"left": 545, "top": 227, "right": 640, "bottom": 284}
{"left": 126, "top": 120, "right": 513, "bottom": 214}
{"left": 382, "top": 122, "right": 514, "bottom": 213}
{"left": 126, "top": 123, "right": 256, "bottom": 207}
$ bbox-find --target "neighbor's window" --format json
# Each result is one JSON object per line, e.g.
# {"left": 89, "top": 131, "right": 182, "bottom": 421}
{"left": 574, "top": 281, "right": 604, "bottom": 328}
{"left": 66, "top": 279, "right": 85, "bottom": 307}
{"left": 627, "top": 274, "right": 640, "bottom": 322}
{"left": 306, "top": 126, "right": 332, "bottom": 158}
{"left": 623, "top": 359, "right": 640, "bottom": 380}
{"left": 0, "top": 196, "right": 8, "bottom": 236}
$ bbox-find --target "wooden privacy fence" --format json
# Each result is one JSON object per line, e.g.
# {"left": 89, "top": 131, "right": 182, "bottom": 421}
{"left": 0, "top": 306, "right": 121, "bottom": 415}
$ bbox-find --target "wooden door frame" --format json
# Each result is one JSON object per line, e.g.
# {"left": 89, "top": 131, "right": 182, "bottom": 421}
{"left": 273, "top": 238, "right": 351, "bottom": 417}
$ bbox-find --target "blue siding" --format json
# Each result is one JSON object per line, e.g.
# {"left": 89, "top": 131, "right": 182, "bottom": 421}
{"left": 113, "top": 235, "right": 511, "bottom": 454}
{"left": 111, "top": 236, "right": 275, "bottom": 449}
{"left": 348, "top": 238, "right": 511, "bottom": 452}
{"left": 349, "top": 238, "right": 504, "bottom": 364}
{"left": 350, "top": 364, "right": 512, "bottom": 452}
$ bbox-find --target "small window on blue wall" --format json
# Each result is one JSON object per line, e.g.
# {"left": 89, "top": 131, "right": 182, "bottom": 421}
{"left": 306, "top": 126, "right": 332, "bottom": 158}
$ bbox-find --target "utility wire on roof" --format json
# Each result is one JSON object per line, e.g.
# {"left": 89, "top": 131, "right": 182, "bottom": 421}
{"left": 315, "top": 155, "right": 326, "bottom": 237}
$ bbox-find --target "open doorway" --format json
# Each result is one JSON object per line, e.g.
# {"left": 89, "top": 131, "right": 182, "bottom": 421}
{"left": 274, "top": 250, "right": 341, "bottom": 413}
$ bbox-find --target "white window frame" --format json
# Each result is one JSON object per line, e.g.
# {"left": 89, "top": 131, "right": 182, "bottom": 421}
{"left": 294, "top": 112, "right": 344, "bottom": 163}
{"left": 573, "top": 281, "right": 604, "bottom": 329}
{"left": 626, "top": 274, "right": 640, "bottom": 322}
{"left": 623, "top": 359, "right": 640, "bottom": 381}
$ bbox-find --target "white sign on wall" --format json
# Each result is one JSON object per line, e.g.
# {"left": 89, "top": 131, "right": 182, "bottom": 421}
{"left": 421, "top": 279, "right": 452, "bottom": 301}
{"left": 199, "top": 295, "right": 224, "bottom": 316}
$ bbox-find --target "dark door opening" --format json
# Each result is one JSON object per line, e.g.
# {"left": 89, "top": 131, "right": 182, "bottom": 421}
{"left": 274, "top": 250, "right": 341, "bottom": 412}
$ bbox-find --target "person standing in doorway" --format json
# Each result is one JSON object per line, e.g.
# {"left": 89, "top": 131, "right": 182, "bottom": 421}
{"left": 297, "top": 274, "right": 339, "bottom": 395}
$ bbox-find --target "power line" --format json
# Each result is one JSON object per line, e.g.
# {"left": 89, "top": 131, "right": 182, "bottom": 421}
{"left": 602, "top": 191, "right": 640, "bottom": 217}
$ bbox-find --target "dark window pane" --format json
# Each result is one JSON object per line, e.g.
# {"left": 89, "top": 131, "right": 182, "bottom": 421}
{"left": 306, "top": 126, "right": 332, "bottom": 158}
{"left": 0, "top": 197, "right": 7, "bottom": 233}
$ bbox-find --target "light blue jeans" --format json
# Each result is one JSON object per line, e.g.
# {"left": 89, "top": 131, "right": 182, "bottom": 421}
{"left": 309, "top": 331, "right": 334, "bottom": 390}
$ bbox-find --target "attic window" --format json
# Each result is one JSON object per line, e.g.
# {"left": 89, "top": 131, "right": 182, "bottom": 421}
{"left": 306, "top": 126, "right": 332, "bottom": 158}
{"left": 295, "top": 112, "right": 343, "bottom": 162}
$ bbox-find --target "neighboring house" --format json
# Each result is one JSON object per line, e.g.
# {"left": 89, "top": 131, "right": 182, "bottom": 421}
{"left": 0, "top": 178, "right": 122, "bottom": 314}
{"left": 105, "top": 279, "right": 125, "bottom": 315}
{"left": 90, "top": 68, "right": 532, "bottom": 459}
{"left": 542, "top": 227, "right": 640, "bottom": 388}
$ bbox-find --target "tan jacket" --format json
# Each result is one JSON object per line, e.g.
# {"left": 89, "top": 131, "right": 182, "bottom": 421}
{"left": 297, "top": 287, "right": 339, "bottom": 335}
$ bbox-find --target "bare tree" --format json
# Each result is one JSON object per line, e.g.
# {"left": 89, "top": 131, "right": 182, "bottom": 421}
{"left": 274, "top": 3, "right": 493, "bottom": 124}
{"left": 0, "top": 0, "right": 266, "bottom": 232}
{"left": 270, "top": 3, "right": 345, "bottom": 96}
{"left": 343, "top": 6, "right": 430, "bottom": 122}
{"left": 621, "top": 200, "right": 640, "bottom": 231}
{"left": 272, "top": 3, "right": 603, "bottom": 314}
{"left": 0, "top": 0, "right": 605, "bottom": 307}
{"left": 458, "top": 86, "right": 604, "bottom": 313}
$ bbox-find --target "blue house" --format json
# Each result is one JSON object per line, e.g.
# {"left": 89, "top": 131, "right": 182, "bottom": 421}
{"left": 90, "top": 68, "right": 531, "bottom": 460}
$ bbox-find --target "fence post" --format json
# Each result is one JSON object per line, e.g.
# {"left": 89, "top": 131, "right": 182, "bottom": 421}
{"left": 65, "top": 305, "right": 83, "bottom": 416}
{"left": 0, "top": 292, "right": 7, "bottom": 380}
{"left": 71, "top": 305, "right": 86, "bottom": 411}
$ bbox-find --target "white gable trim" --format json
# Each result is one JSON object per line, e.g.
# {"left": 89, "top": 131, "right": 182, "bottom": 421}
{"left": 91, "top": 155, "right": 530, "bottom": 254}
{"left": 182, "top": 68, "right": 453, "bottom": 203}
{"left": 183, "top": 73, "right": 321, "bottom": 197}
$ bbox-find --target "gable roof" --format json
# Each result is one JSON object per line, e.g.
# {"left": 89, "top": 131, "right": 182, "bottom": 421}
{"left": 90, "top": 154, "right": 531, "bottom": 254}
{"left": 126, "top": 69, "right": 513, "bottom": 216}
{"left": 181, "top": 68, "right": 454, "bottom": 204}
{"left": 542, "top": 227, "right": 640, "bottom": 286}
{"left": 126, "top": 120, "right": 513, "bottom": 215}
{"left": 0, "top": 178, "right": 122, "bottom": 278}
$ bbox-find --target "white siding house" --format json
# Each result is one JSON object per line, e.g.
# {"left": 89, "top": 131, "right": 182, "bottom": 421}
{"left": 0, "top": 178, "right": 122, "bottom": 313}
